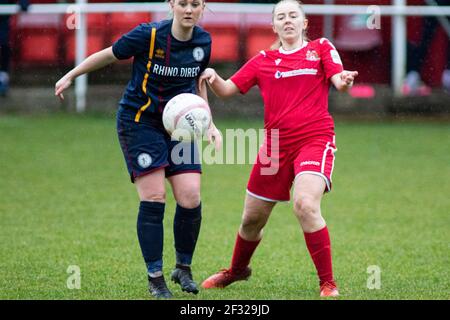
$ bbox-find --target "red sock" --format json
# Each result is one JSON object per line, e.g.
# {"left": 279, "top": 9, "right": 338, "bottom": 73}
{"left": 304, "top": 226, "right": 334, "bottom": 285}
{"left": 230, "top": 233, "right": 260, "bottom": 274}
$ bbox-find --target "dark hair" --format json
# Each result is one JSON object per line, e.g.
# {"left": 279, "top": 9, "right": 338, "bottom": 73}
{"left": 270, "top": 0, "right": 308, "bottom": 50}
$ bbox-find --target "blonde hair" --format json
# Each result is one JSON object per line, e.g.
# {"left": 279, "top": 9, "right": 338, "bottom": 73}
{"left": 167, "top": 0, "right": 206, "bottom": 19}
{"left": 270, "top": 0, "right": 308, "bottom": 50}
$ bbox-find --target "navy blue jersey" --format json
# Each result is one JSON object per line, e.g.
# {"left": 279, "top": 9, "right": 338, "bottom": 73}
{"left": 112, "top": 19, "right": 211, "bottom": 123}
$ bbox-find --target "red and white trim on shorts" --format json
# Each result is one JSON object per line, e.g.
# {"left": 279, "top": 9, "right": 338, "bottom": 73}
{"left": 321, "top": 138, "right": 337, "bottom": 178}
{"left": 295, "top": 171, "right": 331, "bottom": 192}
{"left": 246, "top": 189, "right": 288, "bottom": 203}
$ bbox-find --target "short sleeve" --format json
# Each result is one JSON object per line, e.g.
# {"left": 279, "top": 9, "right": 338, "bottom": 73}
{"left": 319, "top": 38, "right": 344, "bottom": 79}
{"left": 230, "top": 54, "right": 263, "bottom": 94}
{"left": 112, "top": 24, "right": 150, "bottom": 60}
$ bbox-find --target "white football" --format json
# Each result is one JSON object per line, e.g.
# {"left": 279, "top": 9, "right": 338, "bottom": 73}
{"left": 163, "top": 93, "right": 211, "bottom": 141}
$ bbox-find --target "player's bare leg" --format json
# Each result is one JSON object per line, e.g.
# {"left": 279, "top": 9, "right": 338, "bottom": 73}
{"left": 135, "top": 169, "right": 166, "bottom": 202}
{"left": 239, "top": 194, "right": 276, "bottom": 241}
{"left": 293, "top": 174, "right": 339, "bottom": 297}
{"left": 202, "top": 194, "right": 276, "bottom": 289}
{"left": 135, "top": 169, "right": 173, "bottom": 298}
{"left": 168, "top": 172, "right": 202, "bottom": 294}
{"left": 293, "top": 174, "right": 326, "bottom": 233}
{"left": 168, "top": 172, "right": 201, "bottom": 209}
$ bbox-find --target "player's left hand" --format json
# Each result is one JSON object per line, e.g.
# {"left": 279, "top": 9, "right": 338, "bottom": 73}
{"left": 341, "top": 70, "right": 358, "bottom": 86}
{"left": 199, "top": 68, "right": 217, "bottom": 85}
{"left": 207, "top": 122, "right": 222, "bottom": 151}
{"left": 55, "top": 75, "right": 73, "bottom": 100}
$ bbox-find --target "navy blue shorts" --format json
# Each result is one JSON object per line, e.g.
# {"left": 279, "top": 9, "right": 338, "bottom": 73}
{"left": 117, "top": 107, "right": 201, "bottom": 183}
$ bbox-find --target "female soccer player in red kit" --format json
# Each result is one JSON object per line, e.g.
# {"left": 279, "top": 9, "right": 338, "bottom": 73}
{"left": 199, "top": 0, "right": 357, "bottom": 297}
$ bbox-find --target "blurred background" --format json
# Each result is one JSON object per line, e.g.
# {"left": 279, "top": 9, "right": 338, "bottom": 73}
{"left": 0, "top": 0, "right": 449, "bottom": 118}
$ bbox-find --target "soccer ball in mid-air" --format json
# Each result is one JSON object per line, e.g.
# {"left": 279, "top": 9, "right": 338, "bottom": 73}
{"left": 163, "top": 93, "right": 211, "bottom": 141}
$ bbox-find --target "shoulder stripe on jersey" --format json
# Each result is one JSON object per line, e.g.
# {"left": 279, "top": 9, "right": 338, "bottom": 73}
{"left": 320, "top": 37, "right": 336, "bottom": 49}
{"left": 135, "top": 27, "right": 157, "bottom": 123}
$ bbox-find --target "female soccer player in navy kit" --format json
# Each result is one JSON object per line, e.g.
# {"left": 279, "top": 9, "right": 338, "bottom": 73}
{"left": 200, "top": 0, "right": 357, "bottom": 297}
{"left": 55, "top": 0, "right": 221, "bottom": 298}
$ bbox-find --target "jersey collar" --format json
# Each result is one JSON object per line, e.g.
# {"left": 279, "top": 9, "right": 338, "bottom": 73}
{"left": 279, "top": 41, "right": 309, "bottom": 55}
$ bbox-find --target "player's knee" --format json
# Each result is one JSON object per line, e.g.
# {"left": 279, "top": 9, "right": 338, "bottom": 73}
{"left": 294, "top": 196, "right": 320, "bottom": 222}
{"left": 140, "top": 190, "right": 166, "bottom": 203}
{"left": 241, "top": 212, "right": 265, "bottom": 232}
{"left": 176, "top": 189, "right": 201, "bottom": 209}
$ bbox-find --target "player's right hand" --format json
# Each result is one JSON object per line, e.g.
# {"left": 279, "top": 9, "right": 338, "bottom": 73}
{"left": 341, "top": 70, "right": 358, "bottom": 86}
{"left": 55, "top": 76, "right": 73, "bottom": 100}
{"left": 199, "top": 68, "right": 217, "bottom": 85}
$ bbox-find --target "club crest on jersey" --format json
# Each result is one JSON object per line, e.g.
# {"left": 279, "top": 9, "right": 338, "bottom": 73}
{"left": 306, "top": 50, "right": 320, "bottom": 61}
{"left": 155, "top": 48, "right": 165, "bottom": 59}
{"left": 193, "top": 47, "right": 205, "bottom": 62}
{"left": 137, "top": 153, "right": 152, "bottom": 169}
{"left": 275, "top": 58, "right": 282, "bottom": 66}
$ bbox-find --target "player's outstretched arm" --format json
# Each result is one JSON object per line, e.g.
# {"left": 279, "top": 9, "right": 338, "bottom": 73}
{"left": 197, "top": 76, "right": 222, "bottom": 151}
{"left": 331, "top": 70, "right": 358, "bottom": 93}
{"left": 55, "top": 47, "right": 118, "bottom": 100}
{"left": 197, "top": 74, "right": 210, "bottom": 105}
{"left": 198, "top": 68, "right": 239, "bottom": 98}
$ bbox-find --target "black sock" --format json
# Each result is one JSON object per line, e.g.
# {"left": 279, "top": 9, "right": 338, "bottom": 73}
{"left": 137, "top": 201, "right": 165, "bottom": 274}
{"left": 173, "top": 202, "right": 202, "bottom": 266}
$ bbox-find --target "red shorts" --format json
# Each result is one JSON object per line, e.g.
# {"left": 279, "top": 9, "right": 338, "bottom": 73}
{"left": 247, "top": 135, "right": 337, "bottom": 202}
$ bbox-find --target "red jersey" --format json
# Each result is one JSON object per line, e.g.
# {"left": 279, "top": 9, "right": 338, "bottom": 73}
{"left": 230, "top": 38, "right": 343, "bottom": 148}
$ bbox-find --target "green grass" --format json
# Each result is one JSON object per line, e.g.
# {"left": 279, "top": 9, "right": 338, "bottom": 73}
{"left": 0, "top": 114, "right": 449, "bottom": 300}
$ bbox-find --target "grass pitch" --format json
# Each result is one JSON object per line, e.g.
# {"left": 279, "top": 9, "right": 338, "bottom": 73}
{"left": 0, "top": 113, "right": 449, "bottom": 299}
